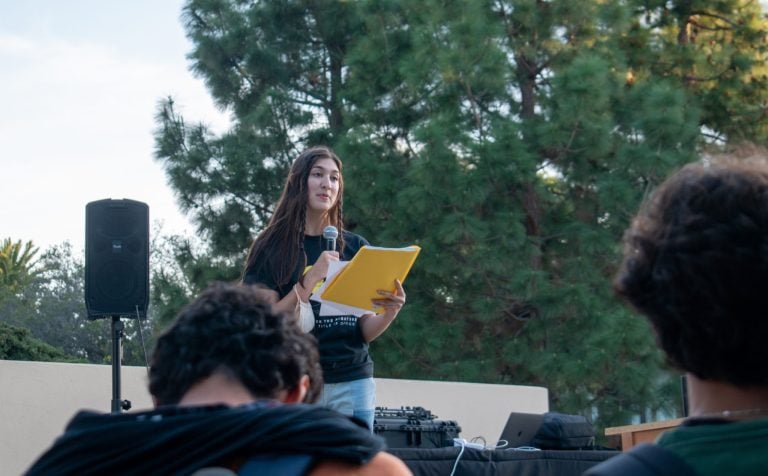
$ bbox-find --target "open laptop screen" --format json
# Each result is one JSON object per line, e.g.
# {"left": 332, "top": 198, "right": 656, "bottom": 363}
{"left": 498, "top": 412, "right": 544, "bottom": 448}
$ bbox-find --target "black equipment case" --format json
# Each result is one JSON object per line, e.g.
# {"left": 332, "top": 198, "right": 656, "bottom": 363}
{"left": 373, "top": 406, "right": 461, "bottom": 449}
{"left": 531, "top": 412, "right": 596, "bottom": 450}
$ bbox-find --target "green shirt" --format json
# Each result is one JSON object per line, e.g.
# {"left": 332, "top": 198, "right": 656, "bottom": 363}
{"left": 656, "top": 418, "right": 768, "bottom": 476}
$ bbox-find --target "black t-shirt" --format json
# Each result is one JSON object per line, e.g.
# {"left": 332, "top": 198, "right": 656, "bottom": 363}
{"left": 243, "top": 231, "right": 373, "bottom": 383}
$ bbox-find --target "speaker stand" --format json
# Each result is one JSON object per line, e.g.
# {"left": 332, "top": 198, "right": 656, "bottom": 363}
{"left": 110, "top": 315, "right": 132, "bottom": 413}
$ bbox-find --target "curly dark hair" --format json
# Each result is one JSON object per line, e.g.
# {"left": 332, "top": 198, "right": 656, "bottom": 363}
{"left": 614, "top": 154, "right": 768, "bottom": 386}
{"left": 149, "top": 282, "right": 323, "bottom": 405}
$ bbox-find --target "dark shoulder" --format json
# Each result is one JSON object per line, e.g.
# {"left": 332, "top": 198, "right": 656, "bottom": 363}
{"left": 63, "top": 409, "right": 109, "bottom": 431}
{"left": 242, "top": 239, "right": 282, "bottom": 288}
{"left": 584, "top": 443, "right": 696, "bottom": 476}
{"left": 342, "top": 231, "right": 370, "bottom": 250}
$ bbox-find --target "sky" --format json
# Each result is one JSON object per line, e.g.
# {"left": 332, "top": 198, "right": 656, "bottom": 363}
{"left": 0, "top": 0, "right": 230, "bottom": 253}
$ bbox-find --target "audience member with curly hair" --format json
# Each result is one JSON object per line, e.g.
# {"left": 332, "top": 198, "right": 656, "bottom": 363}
{"left": 26, "top": 282, "right": 410, "bottom": 475}
{"left": 148, "top": 282, "right": 323, "bottom": 407}
{"left": 587, "top": 150, "right": 768, "bottom": 476}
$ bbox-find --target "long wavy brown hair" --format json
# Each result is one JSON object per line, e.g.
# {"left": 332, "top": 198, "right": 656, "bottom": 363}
{"left": 242, "top": 146, "right": 346, "bottom": 291}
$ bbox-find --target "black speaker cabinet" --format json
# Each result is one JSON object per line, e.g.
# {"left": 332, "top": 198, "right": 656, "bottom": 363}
{"left": 85, "top": 199, "right": 149, "bottom": 319}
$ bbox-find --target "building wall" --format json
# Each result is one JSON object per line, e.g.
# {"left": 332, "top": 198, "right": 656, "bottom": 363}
{"left": 0, "top": 360, "right": 548, "bottom": 476}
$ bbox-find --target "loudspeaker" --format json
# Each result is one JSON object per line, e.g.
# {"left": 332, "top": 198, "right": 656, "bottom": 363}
{"left": 85, "top": 199, "right": 149, "bottom": 319}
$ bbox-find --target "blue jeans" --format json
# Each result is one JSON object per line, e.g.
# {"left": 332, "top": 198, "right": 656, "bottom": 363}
{"left": 319, "top": 377, "right": 376, "bottom": 431}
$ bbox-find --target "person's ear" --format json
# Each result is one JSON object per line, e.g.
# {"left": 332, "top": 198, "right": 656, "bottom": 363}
{"left": 282, "top": 375, "right": 310, "bottom": 404}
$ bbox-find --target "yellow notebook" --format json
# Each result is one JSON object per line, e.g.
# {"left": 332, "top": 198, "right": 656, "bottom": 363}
{"left": 320, "top": 245, "right": 421, "bottom": 311}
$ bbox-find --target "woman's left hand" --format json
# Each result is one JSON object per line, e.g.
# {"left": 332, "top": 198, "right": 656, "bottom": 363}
{"left": 360, "top": 279, "right": 407, "bottom": 342}
{"left": 372, "top": 279, "right": 406, "bottom": 319}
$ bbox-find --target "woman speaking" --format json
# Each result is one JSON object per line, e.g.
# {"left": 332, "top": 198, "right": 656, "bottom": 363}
{"left": 242, "top": 146, "right": 406, "bottom": 430}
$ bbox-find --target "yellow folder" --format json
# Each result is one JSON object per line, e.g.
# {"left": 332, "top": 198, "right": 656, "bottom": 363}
{"left": 320, "top": 245, "right": 421, "bottom": 311}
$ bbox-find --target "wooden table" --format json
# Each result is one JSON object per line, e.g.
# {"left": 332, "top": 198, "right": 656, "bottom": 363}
{"left": 604, "top": 418, "right": 684, "bottom": 451}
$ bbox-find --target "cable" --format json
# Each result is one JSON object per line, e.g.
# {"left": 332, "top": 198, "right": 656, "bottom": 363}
{"left": 135, "top": 305, "right": 150, "bottom": 375}
{"left": 449, "top": 439, "right": 466, "bottom": 476}
{"left": 510, "top": 446, "right": 542, "bottom": 451}
{"left": 448, "top": 437, "right": 536, "bottom": 475}
{"left": 471, "top": 436, "right": 487, "bottom": 447}
{"left": 486, "top": 439, "right": 509, "bottom": 450}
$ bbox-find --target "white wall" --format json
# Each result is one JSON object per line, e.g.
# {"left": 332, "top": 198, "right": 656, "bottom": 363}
{"left": 0, "top": 360, "right": 548, "bottom": 476}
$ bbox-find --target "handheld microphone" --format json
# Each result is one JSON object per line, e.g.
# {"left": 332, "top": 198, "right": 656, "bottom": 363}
{"left": 322, "top": 225, "right": 338, "bottom": 252}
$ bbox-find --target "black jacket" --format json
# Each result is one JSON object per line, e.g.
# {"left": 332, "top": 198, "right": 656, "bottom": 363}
{"left": 25, "top": 402, "right": 384, "bottom": 476}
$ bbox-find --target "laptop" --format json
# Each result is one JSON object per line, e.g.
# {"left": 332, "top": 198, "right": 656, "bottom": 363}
{"left": 498, "top": 412, "right": 545, "bottom": 448}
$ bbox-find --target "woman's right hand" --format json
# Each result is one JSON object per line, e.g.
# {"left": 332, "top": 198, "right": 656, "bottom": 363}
{"left": 302, "top": 250, "right": 339, "bottom": 291}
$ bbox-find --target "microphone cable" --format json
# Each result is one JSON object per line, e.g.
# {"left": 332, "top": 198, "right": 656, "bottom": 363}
{"left": 135, "top": 305, "right": 150, "bottom": 375}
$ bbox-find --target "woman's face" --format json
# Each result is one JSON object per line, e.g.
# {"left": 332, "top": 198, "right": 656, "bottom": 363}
{"left": 306, "top": 157, "right": 340, "bottom": 214}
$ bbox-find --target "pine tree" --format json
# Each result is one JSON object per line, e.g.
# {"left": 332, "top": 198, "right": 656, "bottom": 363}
{"left": 154, "top": 0, "right": 768, "bottom": 430}
{"left": 627, "top": 0, "right": 768, "bottom": 142}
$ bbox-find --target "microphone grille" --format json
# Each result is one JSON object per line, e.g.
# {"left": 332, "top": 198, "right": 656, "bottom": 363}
{"left": 322, "top": 225, "right": 339, "bottom": 240}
